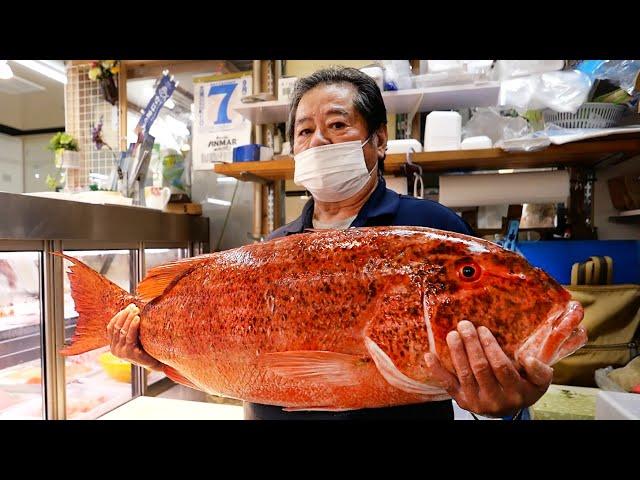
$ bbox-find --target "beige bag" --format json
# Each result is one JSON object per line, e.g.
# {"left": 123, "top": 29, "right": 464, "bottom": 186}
{"left": 552, "top": 284, "right": 640, "bottom": 387}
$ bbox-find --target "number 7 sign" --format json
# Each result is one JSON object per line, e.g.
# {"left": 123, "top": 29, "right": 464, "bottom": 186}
{"left": 208, "top": 83, "right": 237, "bottom": 125}
{"left": 193, "top": 73, "right": 253, "bottom": 170}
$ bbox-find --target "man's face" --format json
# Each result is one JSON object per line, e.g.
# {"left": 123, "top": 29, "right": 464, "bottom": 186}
{"left": 292, "top": 83, "right": 386, "bottom": 172}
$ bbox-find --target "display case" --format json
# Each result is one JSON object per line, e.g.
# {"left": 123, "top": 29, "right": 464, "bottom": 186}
{"left": 0, "top": 192, "right": 209, "bottom": 419}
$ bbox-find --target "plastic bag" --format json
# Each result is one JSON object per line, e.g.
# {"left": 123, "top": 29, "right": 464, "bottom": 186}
{"left": 493, "top": 60, "right": 565, "bottom": 80}
{"left": 494, "top": 133, "right": 551, "bottom": 152}
{"left": 462, "top": 107, "right": 531, "bottom": 144}
{"left": 498, "top": 70, "right": 592, "bottom": 113}
{"left": 594, "top": 366, "right": 628, "bottom": 392}
{"left": 578, "top": 60, "right": 640, "bottom": 95}
{"left": 161, "top": 148, "right": 191, "bottom": 198}
{"left": 380, "top": 60, "right": 413, "bottom": 90}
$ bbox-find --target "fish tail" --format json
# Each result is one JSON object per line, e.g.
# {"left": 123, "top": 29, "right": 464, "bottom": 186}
{"left": 54, "top": 252, "right": 136, "bottom": 356}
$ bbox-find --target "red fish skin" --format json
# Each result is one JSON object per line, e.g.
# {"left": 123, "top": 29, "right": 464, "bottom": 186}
{"left": 134, "top": 226, "right": 582, "bottom": 410}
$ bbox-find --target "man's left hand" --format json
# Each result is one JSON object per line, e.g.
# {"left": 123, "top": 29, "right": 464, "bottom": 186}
{"left": 424, "top": 320, "right": 553, "bottom": 418}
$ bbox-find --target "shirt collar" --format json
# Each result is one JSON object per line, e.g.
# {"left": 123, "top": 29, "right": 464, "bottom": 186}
{"left": 280, "top": 174, "right": 401, "bottom": 235}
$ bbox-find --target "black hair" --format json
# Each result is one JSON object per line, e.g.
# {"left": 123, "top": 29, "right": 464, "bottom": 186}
{"left": 287, "top": 66, "right": 388, "bottom": 145}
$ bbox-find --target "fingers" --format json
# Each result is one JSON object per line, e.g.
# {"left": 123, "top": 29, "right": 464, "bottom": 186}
{"left": 447, "top": 329, "right": 478, "bottom": 395}
{"left": 126, "top": 315, "right": 142, "bottom": 345}
{"left": 522, "top": 356, "right": 553, "bottom": 388}
{"left": 477, "top": 326, "right": 521, "bottom": 390}
{"left": 106, "top": 307, "right": 127, "bottom": 342}
{"left": 550, "top": 326, "right": 588, "bottom": 364}
{"left": 117, "top": 312, "right": 138, "bottom": 349}
{"left": 109, "top": 304, "right": 138, "bottom": 353}
{"left": 455, "top": 321, "right": 502, "bottom": 398}
{"left": 537, "top": 301, "right": 584, "bottom": 364}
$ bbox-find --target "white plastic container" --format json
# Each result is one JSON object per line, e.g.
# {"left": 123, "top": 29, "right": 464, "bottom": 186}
{"left": 595, "top": 391, "right": 640, "bottom": 420}
{"left": 386, "top": 139, "right": 423, "bottom": 154}
{"left": 424, "top": 111, "right": 461, "bottom": 152}
{"left": 461, "top": 136, "right": 493, "bottom": 150}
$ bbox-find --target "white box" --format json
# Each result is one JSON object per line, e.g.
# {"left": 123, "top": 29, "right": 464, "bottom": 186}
{"left": 595, "top": 391, "right": 640, "bottom": 420}
{"left": 278, "top": 77, "right": 298, "bottom": 102}
{"left": 424, "top": 111, "right": 461, "bottom": 152}
{"left": 386, "top": 139, "right": 423, "bottom": 154}
{"left": 461, "top": 136, "right": 492, "bottom": 150}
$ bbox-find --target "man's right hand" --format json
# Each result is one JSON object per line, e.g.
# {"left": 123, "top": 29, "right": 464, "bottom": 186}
{"left": 106, "top": 304, "right": 163, "bottom": 371}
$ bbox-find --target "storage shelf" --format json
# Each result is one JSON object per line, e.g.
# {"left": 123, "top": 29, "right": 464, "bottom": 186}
{"left": 214, "top": 134, "right": 640, "bottom": 182}
{"left": 609, "top": 209, "right": 640, "bottom": 222}
{"left": 233, "top": 82, "right": 501, "bottom": 124}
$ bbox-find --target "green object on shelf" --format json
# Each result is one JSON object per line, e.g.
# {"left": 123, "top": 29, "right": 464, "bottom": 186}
{"left": 592, "top": 89, "right": 632, "bottom": 105}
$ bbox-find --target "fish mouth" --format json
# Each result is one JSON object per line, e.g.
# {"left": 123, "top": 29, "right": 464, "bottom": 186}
{"left": 515, "top": 300, "right": 586, "bottom": 368}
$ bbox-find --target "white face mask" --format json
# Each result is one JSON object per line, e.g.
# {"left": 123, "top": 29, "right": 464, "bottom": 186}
{"left": 293, "top": 137, "right": 374, "bottom": 202}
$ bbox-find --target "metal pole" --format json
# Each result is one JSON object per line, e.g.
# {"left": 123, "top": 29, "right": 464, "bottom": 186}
{"left": 41, "top": 241, "right": 66, "bottom": 419}
{"left": 130, "top": 243, "right": 146, "bottom": 396}
{"left": 252, "top": 60, "right": 264, "bottom": 243}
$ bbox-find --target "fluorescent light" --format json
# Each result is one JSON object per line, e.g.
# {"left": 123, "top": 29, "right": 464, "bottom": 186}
{"left": 206, "top": 197, "right": 231, "bottom": 206}
{"left": 498, "top": 169, "right": 515, "bottom": 174}
{"left": 0, "top": 60, "right": 13, "bottom": 80}
{"left": 11, "top": 60, "right": 67, "bottom": 84}
{"left": 216, "top": 177, "right": 237, "bottom": 184}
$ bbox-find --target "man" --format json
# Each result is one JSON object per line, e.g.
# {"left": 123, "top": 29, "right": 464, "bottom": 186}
{"left": 108, "top": 67, "right": 556, "bottom": 420}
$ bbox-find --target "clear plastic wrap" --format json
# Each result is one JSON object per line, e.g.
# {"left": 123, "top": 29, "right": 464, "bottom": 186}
{"left": 494, "top": 60, "right": 565, "bottom": 80}
{"left": 462, "top": 108, "right": 530, "bottom": 144}
{"left": 499, "top": 70, "right": 592, "bottom": 114}
{"left": 594, "top": 366, "right": 628, "bottom": 392}
{"left": 494, "top": 133, "right": 551, "bottom": 152}
{"left": 578, "top": 60, "right": 640, "bottom": 95}
{"left": 380, "top": 60, "right": 413, "bottom": 91}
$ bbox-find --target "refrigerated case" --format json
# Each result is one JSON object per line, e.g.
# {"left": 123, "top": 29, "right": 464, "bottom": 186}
{"left": 0, "top": 192, "right": 209, "bottom": 419}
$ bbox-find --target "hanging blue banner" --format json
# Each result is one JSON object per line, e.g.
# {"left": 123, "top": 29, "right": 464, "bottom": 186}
{"left": 135, "top": 71, "right": 177, "bottom": 136}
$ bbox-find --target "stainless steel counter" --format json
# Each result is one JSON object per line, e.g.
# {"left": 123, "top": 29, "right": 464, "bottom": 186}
{"left": 0, "top": 192, "right": 210, "bottom": 419}
{"left": 0, "top": 192, "right": 209, "bottom": 244}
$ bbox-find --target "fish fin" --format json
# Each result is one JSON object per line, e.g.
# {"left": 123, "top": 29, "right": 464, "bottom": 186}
{"left": 364, "top": 337, "right": 446, "bottom": 396}
{"left": 54, "top": 252, "right": 135, "bottom": 356}
{"left": 303, "top": 228, "right": 349, "bottom": 233}
{"left": 282, "top": 406, "right": 355, "bottom": 412}
{"left": 137, "top": 256, "right": 208, "bottom": 303}
{"left": 259, "top": 351, "right": 365, "bottom": 386}
{"left": 162, "top": 365, "right": 200, "bottom": 390}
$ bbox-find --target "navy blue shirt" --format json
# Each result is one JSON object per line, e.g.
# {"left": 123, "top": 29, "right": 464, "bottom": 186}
{"left": 244, "top": 175, "right": 474, "bottom": 420}
{"left": 268, "top": 175, "right": 474, "bottom": 238}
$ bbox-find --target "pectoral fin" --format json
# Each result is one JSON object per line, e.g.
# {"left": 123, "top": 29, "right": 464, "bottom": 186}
{"left": 364, "top": 337, "right": 446, "bottom": 396}
{"left": 259, "top": 350, "right": 365, "bottom": 386}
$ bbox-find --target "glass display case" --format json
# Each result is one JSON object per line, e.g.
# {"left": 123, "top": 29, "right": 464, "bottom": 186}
{"left": 0, "top": 192, "right": 209, "bottom": 419}
{"left": 0, "top": 252, "right": 44, "bottom": 419}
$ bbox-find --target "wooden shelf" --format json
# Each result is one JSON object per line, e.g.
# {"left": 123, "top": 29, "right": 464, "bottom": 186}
{"left": 232, "top": 82, "right": 501, "bottom": 124}
{"left": 214, "top": 157, "right": 295, "bottom": 182}
{"left": 382, "top": 82, "right": 500, "bottom": 114}
{"left": 214, "top": 134, "right": 640, "bottom": 182}
{"left": 609, "top": 209, "right": 640, "bottom": 223}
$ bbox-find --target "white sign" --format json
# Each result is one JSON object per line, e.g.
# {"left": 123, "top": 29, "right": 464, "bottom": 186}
{"left": 193, "top": 73, "right": 253, "bottom": 170}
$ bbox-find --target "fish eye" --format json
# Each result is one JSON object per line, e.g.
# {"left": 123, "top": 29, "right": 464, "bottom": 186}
{"left": 458, "top": 263, "right": 481, "bottom": 282}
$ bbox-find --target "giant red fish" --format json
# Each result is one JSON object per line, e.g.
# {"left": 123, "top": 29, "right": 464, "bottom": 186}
{"left": 58, "top": 226, "right": 586, "bottom": 411}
